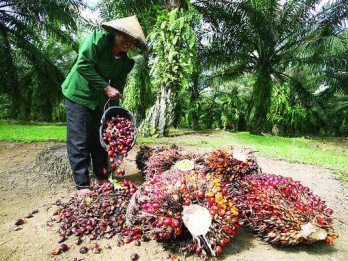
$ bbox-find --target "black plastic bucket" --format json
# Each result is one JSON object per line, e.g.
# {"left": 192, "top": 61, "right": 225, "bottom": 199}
{"left": 99, "top": 106, "right": 137, "bottom": 150}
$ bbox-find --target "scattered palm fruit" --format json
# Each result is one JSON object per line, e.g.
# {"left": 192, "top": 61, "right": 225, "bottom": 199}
{"left": 57, "top": 235, "right": 65, "bottom": 243}
{"left": 15, "top": 218, "right": 25, "bottom": 226}
{"left": 51, "top": 248, "right": 60, "bottom": 255}
{"left": 79, "top": 246, "right": 88, "bottom": 254}
{"left": 130, "top": 253, "right": 139, "bottom": 260}
{"left": 91, "top": 242, "right": 101, "bottom": 254}
{"left": 59, "top": 243, "right": 68, "bottom": 252}
{"left": 52, "top": 181, "right": 136, "bottom": 242}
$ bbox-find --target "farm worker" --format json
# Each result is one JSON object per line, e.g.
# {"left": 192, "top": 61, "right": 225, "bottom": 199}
{"left": 61, "top": 16, "right": 148, "bottom": 196}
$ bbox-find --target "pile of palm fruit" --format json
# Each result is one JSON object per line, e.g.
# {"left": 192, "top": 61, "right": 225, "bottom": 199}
{"left": 52, "top": 144, "right": 337, "bottom": 258}
{"left": 132, "top": 145, "right": 337, "bottom": 255}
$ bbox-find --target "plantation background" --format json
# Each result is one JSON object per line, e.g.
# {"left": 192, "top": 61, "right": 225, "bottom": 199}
{"left": 0, "top": 0, "right": 347, "bottom": 137}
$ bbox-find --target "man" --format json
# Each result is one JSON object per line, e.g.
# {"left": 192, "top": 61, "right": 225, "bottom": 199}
{"left": 62, "top": 16, "right": 148, "bottom": 196}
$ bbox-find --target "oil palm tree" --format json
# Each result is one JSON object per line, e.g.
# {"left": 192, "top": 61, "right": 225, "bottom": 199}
{"left": 192, "top": 0, "right": 348, "bottom": 134}
{"left": 0, "top": 0, "right": 85, "bottom": 120}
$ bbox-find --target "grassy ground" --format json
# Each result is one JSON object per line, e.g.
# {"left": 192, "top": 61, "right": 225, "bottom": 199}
{"left": 0, "top": 121, "right": 66, "bottom": 142}
{"left": 0, "top": 121, "right": 347, "bottom": 181}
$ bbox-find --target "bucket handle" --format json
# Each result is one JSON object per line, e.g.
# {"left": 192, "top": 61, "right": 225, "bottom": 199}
{"left": 103, "top": 79, "right": 112, "bottom": 112}
{"left": 103, "top": 99, "right": 111, "bottom": 113}
{"left": 100, "top": 99, "right": 111, "bottom": 125}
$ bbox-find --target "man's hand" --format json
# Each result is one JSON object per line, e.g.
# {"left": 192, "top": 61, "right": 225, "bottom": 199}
{"left": 104, "top": 85, "right": 124, "bottom": 100}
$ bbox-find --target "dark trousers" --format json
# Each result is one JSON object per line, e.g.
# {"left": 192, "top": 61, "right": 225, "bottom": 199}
{"left": 65, "top": 98, "right": 107, "bottom": 189}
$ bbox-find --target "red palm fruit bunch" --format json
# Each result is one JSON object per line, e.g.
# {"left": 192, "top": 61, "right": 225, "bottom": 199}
{"left": 205, "top": 147, "right": 259, "bottom": 183}
{"left": 126, "top": 160, "right": 240, "bottom": 258}
{"left": 52, "top": 181, "right": 138, "bottom": 242}
{"left": 135, "top": 144, "right": 189, "bottom": 180}
{"left": 102, "top": 115, "right": 135, "bottom": 178}
{"left": 230, "top": 173, "right": 337, "bottom": 245}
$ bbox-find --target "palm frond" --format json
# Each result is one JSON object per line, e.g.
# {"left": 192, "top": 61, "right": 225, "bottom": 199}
{"left": 0, "top": 0, "right": 85, "bottom": 120}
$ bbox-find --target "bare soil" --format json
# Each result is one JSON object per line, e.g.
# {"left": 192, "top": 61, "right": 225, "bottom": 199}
{"left": 0, "top": 140, "right": 347, "bottom": 261}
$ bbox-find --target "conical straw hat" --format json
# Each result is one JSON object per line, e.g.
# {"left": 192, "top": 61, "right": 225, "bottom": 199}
{"left": 102, "top": 15, "right": 148, "bottom": 51}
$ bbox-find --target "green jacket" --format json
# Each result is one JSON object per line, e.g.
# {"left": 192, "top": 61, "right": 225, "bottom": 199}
{"left": 62, "top": 30, "right": 135, "bottom": 110}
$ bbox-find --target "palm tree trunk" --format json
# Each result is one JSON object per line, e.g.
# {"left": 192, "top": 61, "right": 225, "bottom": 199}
{"left": 190, "top": 70, "right": 201, "bottom": 130}
{"left": 139, "top": 86, "right": 175, "bottom": 137}
{"left": 250, "top": 69, "right": 273, "bottom": 134}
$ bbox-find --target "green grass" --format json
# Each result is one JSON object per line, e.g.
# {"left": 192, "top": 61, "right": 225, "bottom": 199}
{"left": 1, "top": 121, "right": 347, "bottom": 181}
{"left": 227, "top": 132, "right": 348, "bottom": 181}
{"left": 0, "top": 120, "right": 66, "bottom": 142}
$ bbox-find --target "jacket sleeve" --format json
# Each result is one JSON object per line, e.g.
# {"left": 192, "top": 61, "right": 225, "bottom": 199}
{"left": 76, "top": 31, "right": 109, "bottom": 90}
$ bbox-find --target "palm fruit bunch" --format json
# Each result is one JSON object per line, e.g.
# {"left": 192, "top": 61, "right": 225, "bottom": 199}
{"left": 135, "top": 145, "right": 153, "bottom": 172}
{"left": 126, "top": 159, "right": 240, "bottom": 258}
{"left": 52, "top": 181, "right": 138, "bottom": 242}
{"left": 230, "top": 173, "right": 338, "bottom": 245}
{"left": 135, "top": 144, "right": 189, "bottom": 179}
{"left": 102, "top": 115, "right": 135, "bottom": 179}
{"left": 205, "top": 147, "right": 259, "bottom": 183}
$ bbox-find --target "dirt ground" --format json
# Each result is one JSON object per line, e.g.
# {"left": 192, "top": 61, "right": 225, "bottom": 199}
{"left": 0, "top": 140, "right": 347, "bottom": 261}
